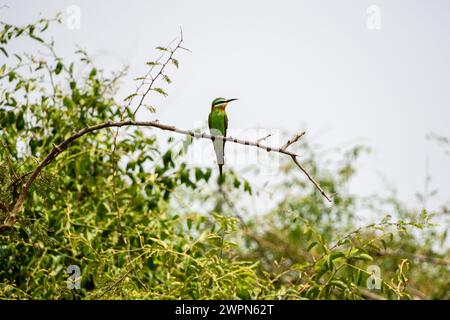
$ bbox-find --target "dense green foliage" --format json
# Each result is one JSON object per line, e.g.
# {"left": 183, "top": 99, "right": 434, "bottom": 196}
{"left": 0, "top": 16, "right": 448, "bottom": 299}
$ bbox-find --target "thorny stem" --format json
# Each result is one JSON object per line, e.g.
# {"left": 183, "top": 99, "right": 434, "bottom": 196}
{"left": 0, "top": 120, "right": 332, "bottom": 232}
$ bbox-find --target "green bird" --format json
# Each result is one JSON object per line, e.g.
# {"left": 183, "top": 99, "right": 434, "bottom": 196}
{"left": 208, "top": 97, "right": 238, "bottom": 178}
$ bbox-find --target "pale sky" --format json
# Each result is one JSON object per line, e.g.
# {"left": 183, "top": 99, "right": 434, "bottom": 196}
{"left": 2, "top": 0, "right": 450, "bottom": 211}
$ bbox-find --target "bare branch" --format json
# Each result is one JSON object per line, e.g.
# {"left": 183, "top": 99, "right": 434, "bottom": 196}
{"left": 280, "top": 131, "right": 306, "bottom": 151}
{"left": 256, "top": 134, "right": 272, "bottom": 144}
{"left": 131, "top": 32, "right": 185, "bottom": 118}
{"left": 96, "top": 267, "right": 134, "bottom": 299}
{"left": 0, "top": 120, "right": 332, "bottom": 232}
{"left": 291, "top": 155, "right": 332, "bottom": 202}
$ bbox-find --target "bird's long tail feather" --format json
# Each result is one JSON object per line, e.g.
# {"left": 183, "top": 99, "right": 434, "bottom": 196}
{"left": 213, "top": 139, "right": 225, "bottom": 179}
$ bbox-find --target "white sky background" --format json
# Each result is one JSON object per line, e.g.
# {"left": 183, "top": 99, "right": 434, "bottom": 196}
{"left": 1, "top": 0, "right": 450, "bottom": 212}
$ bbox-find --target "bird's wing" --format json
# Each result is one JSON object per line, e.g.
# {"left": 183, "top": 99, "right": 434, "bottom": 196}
{"left": 208, "top": 112, "right": 212, "bottom": 130}
{"left": 224, "top": 112, "right": 228, "bottom": 137}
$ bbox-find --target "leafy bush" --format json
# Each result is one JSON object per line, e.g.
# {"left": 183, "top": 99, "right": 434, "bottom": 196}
{"left": 0, "top": 16, "right": 448, "bottom": 300}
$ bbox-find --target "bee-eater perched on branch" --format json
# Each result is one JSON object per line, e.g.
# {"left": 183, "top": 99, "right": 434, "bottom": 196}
{"left": 208, "top": 97, "right": 238, "bottom": 178}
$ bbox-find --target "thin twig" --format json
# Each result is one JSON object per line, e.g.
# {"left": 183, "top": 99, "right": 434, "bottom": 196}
{"left": 95, "top": 267, "right": 134, "bottom": 299}
{"left": 256, "top": 134, "right": 272, "bottom": 144}
{"left": 280, "top": 131, "right": 306, "bottom": 151}
{"left": 132, "top": 31, "right": 184, "bottom": 118}
{"left": 291, "top": 155, "right": 331, "bottom": 202}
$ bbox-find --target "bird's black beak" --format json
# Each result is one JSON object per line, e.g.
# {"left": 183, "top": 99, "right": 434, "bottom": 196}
{"left": 226, "top": 98, "right": 238, "bottom": 103}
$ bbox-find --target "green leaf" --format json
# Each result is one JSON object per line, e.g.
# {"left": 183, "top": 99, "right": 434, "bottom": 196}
{"left": 330, "top": 251, "right": 345, "bottom": 260}
{"left": 16, "top": 28, "right": 24, "bottom": 38}
{"left": 162, "top": 150, "right": 174, "bottom": 168}
{"left": 89, "top": 68, "right": 97, "bottom": 79}
{"left": 203, "top": 168, "right": 212, "bottom": 182}
{"left": 353, "top": 253, "right": 373, "bottom": 262}
{"left": 41, "top": 22, "right": 49, "bottom": 32}
{"left": 233, "top": 177, "right": 241, "bottom": 189}
{"left": 171, "top": 58, "right": 179, "bottom": 68}
{"left": 15, "top": 111, "right": 25, "bottom": 130}
{"left": 6, "top": 111, "right": 15, "bottom": 125}
{"left": 195, "top": 168, "right": 203, "bottom": 181}
{"left": 153, "top": 88, "right": 168, "bottom": 97}
{"left": 30, "top": 35, "right": 44, "bottom": 43}
{"left": 0, "top": 64, "right": 6, "bottom": 77}
{"left": 14, "top": 54, "right": 22, "bottom": 62}
{"left": 156, "top": 46, "right": 168, "bottom": 51}
{"left": 331, "top": 280, "right": 347, "bottom": 290}
{"left": 355, "top": 269, "right": 362, "bottom": 285}
{"left": 8, "top": 71, "right": 16, "bottom": 82}
{"left": 326, "top": 255, "right": 333, "bottom": 270}
{"left": 307, "top": 241, "right": 318, "bottom": 252}
{"left": 54, "top": 61, "right": 63, "bottom": 75}
{"left": 124, "top": 93, "right": 139, "bottom": 101}
{"left": 380, "top": 239, "right": 387, "bottom": 250}
{"left": 145, "top": 105, "right": 156, "bottom": 113}
{"left": 314, "top": 262, "right": 328, "bottom": 280}
{"left": 243, "top": 180, "right": 252, "bottom": 195}
{"left": 162, "top": 74, "right": 171, "bottom": 84}
{"left": 0, "top": 47, "right": 8, "bottom": 57}
{"left": 63, "top": 97, "right": 76, "bottom": 109}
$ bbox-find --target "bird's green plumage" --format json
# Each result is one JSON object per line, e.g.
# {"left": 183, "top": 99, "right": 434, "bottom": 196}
{"left": 208, "top": 109, "right": 228, "bottom": 137}
{"left": 208, "top": 97, "right": 234, "bottom": 178}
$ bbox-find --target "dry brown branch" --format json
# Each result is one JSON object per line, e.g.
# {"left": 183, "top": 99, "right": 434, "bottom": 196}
{"left": 280, "top": 131, "right": 306, "bottom": 151}
{"left": 291, "top": 155, "right": 332, "bottom": 202}
{"left": 0, "top": 120, "right": 332, "bottom": 232}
